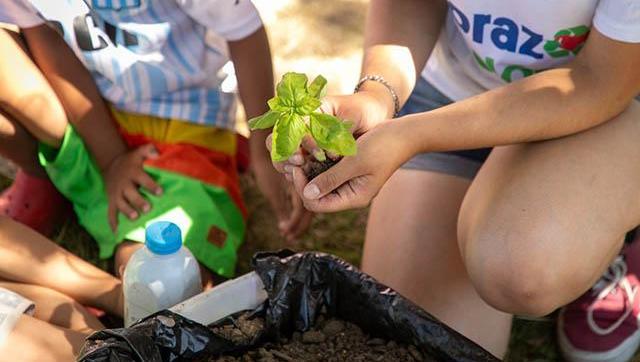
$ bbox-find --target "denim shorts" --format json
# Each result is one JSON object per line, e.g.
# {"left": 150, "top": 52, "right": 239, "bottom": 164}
{"left": 399, "top": 77, "right": 491, "bottom": 179}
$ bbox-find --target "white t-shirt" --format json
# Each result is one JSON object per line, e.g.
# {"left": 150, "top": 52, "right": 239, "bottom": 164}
{"left": 0, "top": 0, "right": 263, "bottom": 130}
{"left": 422, "top": 0, "right": 640, "bottom": 101}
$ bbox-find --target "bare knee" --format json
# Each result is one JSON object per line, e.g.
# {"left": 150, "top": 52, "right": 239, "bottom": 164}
{"left": 469, "top": 257, "right": 559, "bottom": 316}
{"left": 459, "top": 221, "right": 587, "bottom": 317}
{"left": 115, "top": 241, "right": 143, "bottom": 278}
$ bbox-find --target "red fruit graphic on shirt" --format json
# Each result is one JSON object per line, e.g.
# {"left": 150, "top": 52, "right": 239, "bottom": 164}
{"left": 544, "top": 25, "right": 590, "bottom": 58}
{"left": 556, "top": 33, "right": 589, "bottom": 51}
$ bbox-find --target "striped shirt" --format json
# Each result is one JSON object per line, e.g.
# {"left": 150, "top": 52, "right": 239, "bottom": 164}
{"left": 0, "top": 0, "right": 263, "bottom": 130}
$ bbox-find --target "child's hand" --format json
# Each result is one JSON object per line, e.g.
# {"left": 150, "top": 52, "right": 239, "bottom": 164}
{"left": 252, "top": 156, "right": 313, "bottom": 243}
{"left": 105, "top": 145, "right": 162, "bottom": 231}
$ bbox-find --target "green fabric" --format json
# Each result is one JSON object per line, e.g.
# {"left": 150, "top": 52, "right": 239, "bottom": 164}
{"left": 39, "top": 126, "right": 245, "bottom": 277}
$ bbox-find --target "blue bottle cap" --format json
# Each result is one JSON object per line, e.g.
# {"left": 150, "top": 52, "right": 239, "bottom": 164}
{"left": 145, "top": 221, "right": 182, "bottom": 255}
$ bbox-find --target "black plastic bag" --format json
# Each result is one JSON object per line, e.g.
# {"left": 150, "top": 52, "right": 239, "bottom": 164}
{"left": 78, "top": 251, "right": 498, "bottom": 361}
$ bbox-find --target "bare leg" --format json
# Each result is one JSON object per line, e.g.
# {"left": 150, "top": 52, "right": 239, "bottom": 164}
{"left": 0, "top": 28, "right": 67, "bottom": 147}
{"left": 0, "top": 27, "right": 70, "bottom": 235}
{"left": 0, "top": 281, "right": 103, "bottom": 333}
{"left": 0, "top": 28, "right": 48, "bottom": 177}
{"left": 0, "top": 110, "right": 46, "bottom": 178}
{"left": 0, "top": 217, "right": 123, "bottom": 317}
{"left": 0, "top": 314, "right": 89, "bottom": 362}
{"left": 363, "top": 169, "right": 512, "bottom": 357}
{"left": 458, "top": 100, "right": 640, "bottom": 316}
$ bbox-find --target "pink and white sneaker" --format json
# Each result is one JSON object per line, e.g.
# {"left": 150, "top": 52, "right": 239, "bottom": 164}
{"left": 558, "top": 238, "right": 640, "bottom": 362}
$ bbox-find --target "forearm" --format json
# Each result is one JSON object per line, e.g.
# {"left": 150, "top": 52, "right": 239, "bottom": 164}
{"left": 22, "top": 25, "right": 127, "bottom": 171}
{"left": 399, "top": 64, "right": 637, "bottom": 156}
{"left": 228, "top": 26, "right": 275, "bottom": 163}
{"left": 359, "top": 0, "right": 446, "bottom": 117}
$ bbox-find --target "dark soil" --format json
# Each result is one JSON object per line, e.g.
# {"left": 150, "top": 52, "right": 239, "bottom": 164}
{"left": 305, "top": 158, "right": 339, "bottom": 181}
{"left": 209, "top": 314, "right": 431, "bottom": 362}
{"left": 211, "top": 313, "right": 265, "bottom": 346}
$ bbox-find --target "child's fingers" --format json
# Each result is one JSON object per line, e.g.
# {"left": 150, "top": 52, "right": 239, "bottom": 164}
{"left": 285, "top": 209, "right": 313, "bottom": 243}
{"left": 273, "top": 161, "right": 288, "bottom": 175}
{"left": 117, "top": 196, "right": 138, "bottom": 220}
{"left": 287, "top": 150, "right": 304, "bottom": 166}
{"left": 326, "top": 151, "right": 340, "bottom": 160}
{"left": 280, "top": 194, "right": 305, "bottom": 234}
{"left": 278, "top": 150, "right": 304, "bottom": 178}
{"left": 301, "top": 135, "right": 321, "bottom": 158}
{"left": 123, "top": 186, "right": 150, "bottom": 214}
{"left": 135, "top": 170, "right": 162, "bottom": 195}
{"left": 270, "top": 192, "right": 290, "bottom": 230}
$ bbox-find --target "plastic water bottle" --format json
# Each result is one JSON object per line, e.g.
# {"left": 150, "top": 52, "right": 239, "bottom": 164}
{"left": 123, "top": 221, "right": 203, "bottom": 327}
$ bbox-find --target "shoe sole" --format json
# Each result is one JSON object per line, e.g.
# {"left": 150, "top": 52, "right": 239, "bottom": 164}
{"left": 557, "top": 310, "right": 640, "bottom": 362}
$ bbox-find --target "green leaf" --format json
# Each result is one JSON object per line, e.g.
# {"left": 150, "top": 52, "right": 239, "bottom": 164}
{"left": 295, "top": 95, "right": 321, "bottom": 115}
{"left": 256, "top": 73, "right": 358, "bottom": 160}
{"left": 308, "top": 75, "right": 327, "bottom": 99}
{"left": 309, "top": 113, "right": 357, "bottom": 156}
{"left": 248, "top": 110, "right": 280, "bottom": 130}
{"left": 271, "top": 113, "right": 308, "bottom": 162}
{"left": 276, "top": 72, "right": 308, "bottom": 107}
{"left": 267, "top": 96, "right": 289, "bottom": 112}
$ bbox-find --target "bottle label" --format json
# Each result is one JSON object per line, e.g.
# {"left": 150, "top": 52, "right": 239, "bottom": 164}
{"left": 124, "top": 282, "right": 159, "bottom": 327}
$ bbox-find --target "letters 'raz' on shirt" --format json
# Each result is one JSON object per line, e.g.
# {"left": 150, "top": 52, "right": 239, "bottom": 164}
{"left": 422, "top": 0, "right": 640, "bottom": 101}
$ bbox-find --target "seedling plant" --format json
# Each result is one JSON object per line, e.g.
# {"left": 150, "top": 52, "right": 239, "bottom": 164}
{"left": 249, "top": 72, "right": 356, "bottom": 178}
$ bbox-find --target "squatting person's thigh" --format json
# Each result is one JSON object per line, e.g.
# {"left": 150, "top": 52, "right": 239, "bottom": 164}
{"left": 458, "top": 100, "right": 640, "bottom": 316}
{"left": 363, "top": 168, "right": 512, "bottom": 356}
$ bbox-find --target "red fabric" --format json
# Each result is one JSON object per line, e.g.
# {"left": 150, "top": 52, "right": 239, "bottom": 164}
{"left": 0, "top": 170, "right": 71, "bottom": 236}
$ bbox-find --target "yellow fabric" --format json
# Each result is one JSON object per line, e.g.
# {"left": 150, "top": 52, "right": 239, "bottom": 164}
{"left": 111, "top": 108, "right": 237, "bottom": 155}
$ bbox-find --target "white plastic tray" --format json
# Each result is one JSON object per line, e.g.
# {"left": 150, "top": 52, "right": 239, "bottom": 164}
{"left": 169, "top": 271, "right": 268, "bottom": 326}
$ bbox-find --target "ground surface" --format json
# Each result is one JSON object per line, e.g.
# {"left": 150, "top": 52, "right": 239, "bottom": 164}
{"left": 1, "top": 0, "right": 609, "bottom": 360}
{"left": 0, "top": 170, "right": 561, "bottom": 360}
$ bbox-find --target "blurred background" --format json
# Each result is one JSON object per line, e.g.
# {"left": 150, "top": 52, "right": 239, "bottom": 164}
{"left": 254, "top": 0, "right": 367, "bottom": 94}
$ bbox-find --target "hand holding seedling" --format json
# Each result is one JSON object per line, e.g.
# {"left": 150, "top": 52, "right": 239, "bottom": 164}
{"left": 251, "top": 72, "right": 409, "bottom": 213}
{"left": 249, "top": 72, "right": 357, "bottom": 177}
{"left": 290, "top": 121, "right": 414, "bottom": 213}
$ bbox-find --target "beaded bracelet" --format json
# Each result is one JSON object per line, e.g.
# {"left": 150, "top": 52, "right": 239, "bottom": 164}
{"left": 354, "top": 75, "right": 400, "bottom": 118}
